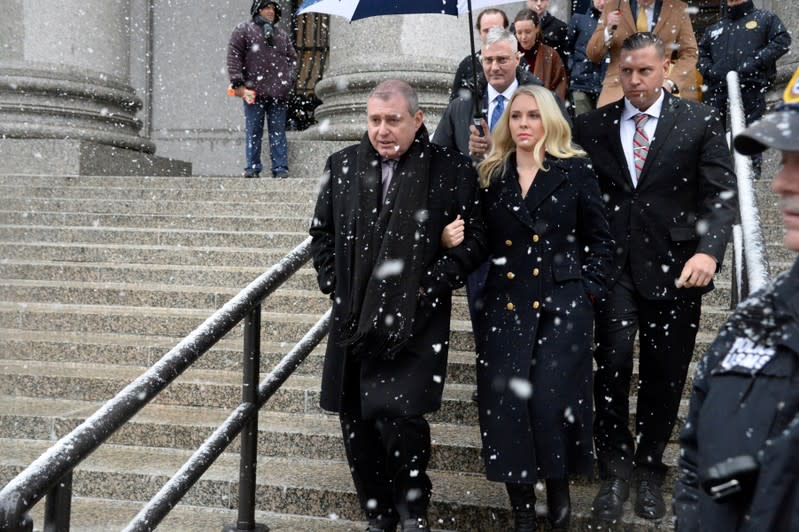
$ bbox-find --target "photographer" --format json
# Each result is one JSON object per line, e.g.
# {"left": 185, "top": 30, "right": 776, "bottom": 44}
{"left": 673, "top": 69, "right": 799, "bottom": 531}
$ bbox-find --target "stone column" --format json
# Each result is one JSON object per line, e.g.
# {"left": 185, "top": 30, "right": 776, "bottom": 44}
{"left": 0, "top": 0, "right": 188, "bottom": 175}
{"left": 300, "top": 14, "right": 472, "bottom": 141}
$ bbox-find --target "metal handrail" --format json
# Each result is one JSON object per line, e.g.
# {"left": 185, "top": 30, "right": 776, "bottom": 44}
{"left": 0, "top": 236, "right": 328, "bottom": 531}
{"left": 726, "top": 70, "right": 770, "bottom": 306}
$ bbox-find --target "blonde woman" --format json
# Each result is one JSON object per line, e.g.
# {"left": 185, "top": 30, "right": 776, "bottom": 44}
{"left": 473, "top": 85, "right": 612, "bottom": 531}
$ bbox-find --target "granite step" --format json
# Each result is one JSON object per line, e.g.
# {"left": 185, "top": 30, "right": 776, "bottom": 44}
{"left": 0, "top": 395, "right": 482, "bottom": 475}
{"left": 0, "top": 256, "right": 735, "bottom": 311}
{"left": 0, "top": 175, "right": 322, "bottom": 191}
{"left": 22, "top": 496, "right": 370, "bottom": 532}
{"left": 0, "top": 259, "right": 320, "bottom": 292}
{"left": 0, "top": 184, "right": 319, "bottom": 204}
{"left": 2, "top": 197, "right": 318, "bottom": 217}
{"left": 0, "top": 359, "right": 478, "bottom": 426}
{"left": 0, "top": 225, "right": 309, "bottom": 250}
{"left": 0, "top": 210, "right": 313, "bottom": 232}
{"left": 0, "top": 241, "right": 306, "bottom": 267}
{"left": 0, "top": 327, "right": 715, "bottom": 391}
{"left": 0, "top": 358, "right": 695, "bottom": 435}
{"left": 0, "top": 395, "right": 686, "bottom": 487}
{"left": 0, "top": 299, "right": 733, "bottom": 357}
{"left": 0, "top": 438, "right": 675, "bottom": 531}
{"left": 0, "top": 280, "right": 331, "bottom": 316}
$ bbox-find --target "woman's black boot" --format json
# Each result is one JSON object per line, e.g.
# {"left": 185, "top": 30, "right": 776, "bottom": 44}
{"left": 545, "top": 478, "right": 571, "bottom": 530}
{"left": 505, "top": 482, "right": 537, "bottom": 532}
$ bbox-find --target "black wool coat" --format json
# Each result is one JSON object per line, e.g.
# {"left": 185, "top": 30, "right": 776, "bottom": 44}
{"left": 475, "top": 155, "right": 613, "bottom": 482}
{"left": 310, "top": 128, "right": 487, "bottom": 419}
{"left": 573, "top": 93, "right": 737, "bottom": 301}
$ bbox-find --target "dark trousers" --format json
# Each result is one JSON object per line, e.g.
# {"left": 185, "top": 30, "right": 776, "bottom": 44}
{"left": 339, "top": 382, "right": 432, "bottom": 523}
{"left": 593, "top": 269, "right": 700, "bottom": 483}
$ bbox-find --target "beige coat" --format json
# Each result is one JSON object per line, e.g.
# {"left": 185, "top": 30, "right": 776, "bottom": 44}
{"left": 586, "top": 0, "right": 699, "bottom": 107}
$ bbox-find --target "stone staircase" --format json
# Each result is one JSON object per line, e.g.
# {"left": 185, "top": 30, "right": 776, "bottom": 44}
{"left": 0, "top": 172, "right": 790, "bottom": 531}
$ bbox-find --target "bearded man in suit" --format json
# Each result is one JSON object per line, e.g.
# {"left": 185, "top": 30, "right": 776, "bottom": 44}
{"left": 573, "top": 32, "right": 736, "bottom": 522}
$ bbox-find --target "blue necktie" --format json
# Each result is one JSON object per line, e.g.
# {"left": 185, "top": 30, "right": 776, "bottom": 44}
{"left": 490, "top": 95, "right": 505, "bottom": 132}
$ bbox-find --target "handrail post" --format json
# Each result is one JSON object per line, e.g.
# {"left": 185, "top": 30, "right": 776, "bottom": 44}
{"left": 224, "top": 305, "right": 268, "bottom": 532}
{"left": 43, "top": 471, "right": 72, "bottom": 532}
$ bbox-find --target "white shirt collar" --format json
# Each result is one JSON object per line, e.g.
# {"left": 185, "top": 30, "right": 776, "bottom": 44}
{"left": 622, "top": 89, "right": 665, "bottom": 122}
{"left": 488, "top": 80, "right": 519, "bottom": 105}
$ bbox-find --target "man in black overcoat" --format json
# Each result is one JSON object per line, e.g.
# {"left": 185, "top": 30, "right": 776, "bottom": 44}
{"left": 573, "top": 33, "right": 737, "bottom": 521}
{"left": 309, "top": 80, "right": 486, "bottom": 532}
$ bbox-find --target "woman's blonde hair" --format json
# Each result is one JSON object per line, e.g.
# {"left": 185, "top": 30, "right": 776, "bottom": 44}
{"left": 478, "top": 85, "right": 585, "bottom": 188}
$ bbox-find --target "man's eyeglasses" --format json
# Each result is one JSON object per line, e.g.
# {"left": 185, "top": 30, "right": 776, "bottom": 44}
{"left": 481, "top": 55, "right": 513, "bottom": 66}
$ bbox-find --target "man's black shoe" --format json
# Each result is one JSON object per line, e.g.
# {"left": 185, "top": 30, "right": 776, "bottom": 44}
{"left": 366, "top": 515, "right": 397, "bottom": 532}
{"left": 634, "top": 479, "right": 666, "bottom": 520}
{"left": 273, "top": 171, "right": 289, "bottom": 179}
{"left": 400, "top": 517, "right": 430, "bottom": 531}
{"left": 591, "top": 478, "right": 629, "bottom": 521}
{"left": 244, "top": 170, "right": 260, "bottom": 178}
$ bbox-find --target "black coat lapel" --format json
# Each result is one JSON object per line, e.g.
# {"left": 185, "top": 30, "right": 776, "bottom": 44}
{"left": 496, "top": 166, "right": 536, "bottom": 231}
{"left": 526, "top": 158, "right": 567, "bottom": 213}
{"left": 608, "top": 100, "right": 634, "bottom": 190}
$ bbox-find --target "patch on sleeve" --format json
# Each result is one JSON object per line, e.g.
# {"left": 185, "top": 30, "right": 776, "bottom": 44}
{"left": 719, "top": 337, "right": 776, "bottom": 372}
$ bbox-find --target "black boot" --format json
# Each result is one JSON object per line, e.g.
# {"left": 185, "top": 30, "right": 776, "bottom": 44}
{"left": 545, "top": 478, "right": 571, "bottom": 530}
{"left": 506, "top": 483, "right": 537, "bottom": 532}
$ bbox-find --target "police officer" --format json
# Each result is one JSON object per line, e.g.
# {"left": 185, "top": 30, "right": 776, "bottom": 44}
{"left": 698, "top": 0, "right": 791, "bottom": 177}
{"left": 673, "top": 67, "right": 799, "bottom": 531}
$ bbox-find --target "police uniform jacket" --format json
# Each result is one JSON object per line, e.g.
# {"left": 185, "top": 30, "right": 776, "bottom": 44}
{"left": 674, "top": 258, "right": 799, "bottom": 531}
{"left": 475, "top": 154, "right": 613, "bottom": 481}
{"left": 698, "top": 3, "right": 791, "bottom": 93}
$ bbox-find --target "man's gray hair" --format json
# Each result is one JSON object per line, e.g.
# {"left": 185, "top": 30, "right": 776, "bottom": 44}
{"left": 368, "top": 79, "right": 420, "bottom": 114}
{"left": 483, "top": 27, "right": 518, "bottom": 53}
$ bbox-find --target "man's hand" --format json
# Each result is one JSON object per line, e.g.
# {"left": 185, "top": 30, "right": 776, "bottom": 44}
{"left": 440, "top": 215, "right": 465, "bottom": 248}
{"left": 607, "top": 10, "right": 623, "bottom": 33}
{"left": 676, "top": 253, "right": 717, "bottom": 289}
{"left": 468, "top": 119, "right": 491, "bottom": 158}
{"left": 232, "top": 86, "right": 257, "bottom": 104}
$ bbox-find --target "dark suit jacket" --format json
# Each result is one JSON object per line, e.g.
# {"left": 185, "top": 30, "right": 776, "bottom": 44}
{"left": 573, "top": 92, "right": 737, "bottom": 301}
{"left": 310, "top": 127, "right": 487, "bottom": 419}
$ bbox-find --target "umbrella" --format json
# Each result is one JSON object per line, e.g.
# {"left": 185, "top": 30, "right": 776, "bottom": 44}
{"left": 296, "top": 0, "right": 522, "bottom": 123}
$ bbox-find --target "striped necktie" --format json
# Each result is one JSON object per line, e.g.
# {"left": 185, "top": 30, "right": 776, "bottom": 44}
{"left": 632, "top": 113, "right": 650, "bottom": 184}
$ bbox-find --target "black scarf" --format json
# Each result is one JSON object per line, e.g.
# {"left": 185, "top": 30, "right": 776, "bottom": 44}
{"left": 253, "top": 15, "right": 274, "bottom": 46}
{"left": 337, "top": 126, "right": 432, "bottom": 360}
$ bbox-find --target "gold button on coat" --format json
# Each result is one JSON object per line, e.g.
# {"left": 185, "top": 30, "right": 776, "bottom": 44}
{"left": 532, "top": 268, "right": 540, "bottom": 277}
{"left": 505, "top": 239, "right": 513, "bottom": 246}
{"left": 532, "top": 301, "right": 541, "bottom": 309}
{"left": 506, "top": 302, "right": 515, "bottom": 311}
{"left": 532, "top": 234, "right": 540, "bottom": 242}
{"left": 506, "top": 272, "right": 515, "bottom": 280}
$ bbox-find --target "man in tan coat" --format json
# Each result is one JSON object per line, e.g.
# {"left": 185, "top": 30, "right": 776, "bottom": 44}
{"left": 586, "top": 0, "right": 698, "bottom": 107}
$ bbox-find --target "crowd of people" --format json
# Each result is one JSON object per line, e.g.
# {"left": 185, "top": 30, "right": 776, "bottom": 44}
{"left": 227, "top": 0, "right": 795, "bottom": 531}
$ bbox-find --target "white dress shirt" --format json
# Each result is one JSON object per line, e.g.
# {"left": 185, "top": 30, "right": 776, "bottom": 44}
{"left": 620, "top": 89, "right": 664, "bottom": 187}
